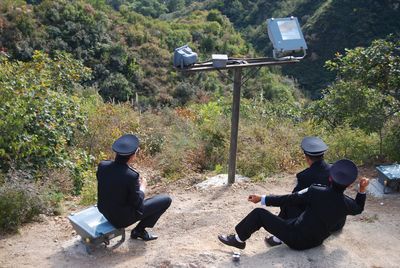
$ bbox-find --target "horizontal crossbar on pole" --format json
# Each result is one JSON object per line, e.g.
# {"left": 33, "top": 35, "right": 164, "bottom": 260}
{"left": 176, "top": 59, "right": 299, "bottom": 73}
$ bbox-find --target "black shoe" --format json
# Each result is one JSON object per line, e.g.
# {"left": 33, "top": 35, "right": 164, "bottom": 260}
{"left": 131, "top": 229, "right": 158, "bottom": 241}
{"left": 265, "top": 236, "right": 282, "bottom": 247}
{"left": 218, "top": 234, "right": 246, "bottom": 249}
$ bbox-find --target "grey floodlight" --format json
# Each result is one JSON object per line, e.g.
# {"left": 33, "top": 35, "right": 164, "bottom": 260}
{"left": 267, "top": 17, "right": 307, "bottom": 59}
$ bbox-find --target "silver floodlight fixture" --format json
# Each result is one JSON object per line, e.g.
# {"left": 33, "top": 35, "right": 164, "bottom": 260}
{"left": 267, "top": 17, "right": 307, "bottom": 60}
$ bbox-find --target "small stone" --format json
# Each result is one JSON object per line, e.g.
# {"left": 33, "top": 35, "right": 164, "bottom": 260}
{"left": 380, "top": 202, "right": 384, "bottom": 205}
{"left": 232, "top": 252, "right": 240, "bottom": 262}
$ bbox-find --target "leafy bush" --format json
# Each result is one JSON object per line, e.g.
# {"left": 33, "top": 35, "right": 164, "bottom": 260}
{"left": 0, "top": 185, "right": 43, "bottom": 233}
{"left": 67, "top": 150, "right": 96, "bottom": 195}
{"left": 321, "top": 124, "right": 380, "bottom": 165}
{"left": 237, "top": 117, "right": 305, "bottom": 179}
{"left": 80, "top": 172, "right": 97, "bottom": 205}
{"left": 77, "top": 97, "right": 140, "bottom": 159}
{"left": 0, "top": 51, "right": 91, "bottom": 171}
{"left": 383, "top": 120, "right": 400, "bottom": 162}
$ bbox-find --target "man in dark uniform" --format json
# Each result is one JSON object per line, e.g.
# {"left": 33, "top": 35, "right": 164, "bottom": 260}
{"left": 218, "top": 159, "right": 369, "bottom": 250}
{"left": 97, "top": 134, "right": 172, "bottom": 241}
{"left": 267, "top": 136, "right": 332, "bottom": 246}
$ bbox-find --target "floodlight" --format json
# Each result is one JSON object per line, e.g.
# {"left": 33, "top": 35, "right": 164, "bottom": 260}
{"left": 173, "top": 45, "right": 198, "bottom": 69}
{"left": 267, "top": 17, "right": 307, "bottom": 59}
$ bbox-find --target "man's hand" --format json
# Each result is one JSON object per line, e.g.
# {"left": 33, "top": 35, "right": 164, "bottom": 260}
{"left": 140, "top": 177, "right": 147, "bottom": 192}
{"left": 248, "top": 194, "right": 261, "bottom": 204}
{"left": 359, "top": 177, "right": 369, "bottom": 193}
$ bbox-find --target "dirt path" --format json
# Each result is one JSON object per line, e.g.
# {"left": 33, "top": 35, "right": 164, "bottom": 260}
{"left": 1, "top": 172, "right": 400, "bottom": 268}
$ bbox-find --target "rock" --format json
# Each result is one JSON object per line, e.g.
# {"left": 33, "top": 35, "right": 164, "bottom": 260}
{"left": 195, "top": 174, "right": 250, "bottom": 190}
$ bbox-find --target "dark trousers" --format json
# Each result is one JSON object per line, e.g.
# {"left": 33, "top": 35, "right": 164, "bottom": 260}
{"left": 134, "top": 194, "right": 172, "bottom": 230}
{"left": 235, "top": 208, "right": 308, "bottom": 250}
{"left": 278, "top": 204, "right": 303, "bottom": 220}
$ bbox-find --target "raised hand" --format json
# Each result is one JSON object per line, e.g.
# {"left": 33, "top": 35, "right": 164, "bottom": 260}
{"left": 248, "top": 194, "right": 261, "bottom": 204}
{"left": 359, "top": 177, "right": 369, "bottom": 193}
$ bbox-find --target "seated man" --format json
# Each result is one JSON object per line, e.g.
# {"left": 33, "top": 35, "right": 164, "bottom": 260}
{"left": 267, "top": 136, "right": 332, "bottom": 246}
{"left": 218, "top": 159, "right": 369, "bottom": 250}
{"left": 97, "top": 134, "right": 172, "bottom": 241}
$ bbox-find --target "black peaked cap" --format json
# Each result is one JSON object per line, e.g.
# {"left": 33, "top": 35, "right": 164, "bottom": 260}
{"left": 112, "top": 134, "right": 139, "bottom": 156}
{"left": 330, "top": 159, "right": 358, "bottom": 186}
{"left": 301, "top": 136, "right": 328, "bottom": 156}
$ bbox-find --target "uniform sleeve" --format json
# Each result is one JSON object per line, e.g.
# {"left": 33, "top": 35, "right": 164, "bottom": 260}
{"left": 265, "top": 187, "right": 311, "bottom": 207}
{"left": 293, "top": 170, "right": 311, "bottom": 193}
{"left": 345, "top": 193, "right": 366, "bottom": 215}
{"left": 128, "top": 173, "right": 145, "bottom": 216}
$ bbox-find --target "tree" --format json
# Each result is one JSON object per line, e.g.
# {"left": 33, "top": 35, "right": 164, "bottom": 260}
{"left": 125, "top": 0, "right": 167, "bottom": 18}
{"left": 0, "top": 51, "right": 91, "bottom": 170}
{"left": 312, "top": 38, "right": 400, "bottom": 155}
{"left": 166, "top": 0, "right": 185, "bottom": 12}
{"left": 99, "top": 72, "right": 134, "bottom": 102}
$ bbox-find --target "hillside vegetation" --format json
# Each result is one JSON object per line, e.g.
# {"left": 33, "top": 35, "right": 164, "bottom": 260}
{"left": 203, "top": 0, "right": 400, "bottom": 96}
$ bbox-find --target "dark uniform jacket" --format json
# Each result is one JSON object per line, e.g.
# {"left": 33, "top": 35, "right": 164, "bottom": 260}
{"left": 293, "top": 160, "right": 331, "bottom": 193}
{"left": 266, "top": 185, "right": 366, "bottom": 250}
{"left": 280, "top": 160, "right": 331, "bottom": 219}
{"left": 97, "top": 160, "right": 144, "bottom": 228}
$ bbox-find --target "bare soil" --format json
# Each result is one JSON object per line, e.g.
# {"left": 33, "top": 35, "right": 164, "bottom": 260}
{"left": 1, "top": 168, "right": 400, "bottom": 268}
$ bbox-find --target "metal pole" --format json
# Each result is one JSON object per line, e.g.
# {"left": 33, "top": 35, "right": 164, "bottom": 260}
{"left": 228, "top": 68, "right": 242, "bottom": 184}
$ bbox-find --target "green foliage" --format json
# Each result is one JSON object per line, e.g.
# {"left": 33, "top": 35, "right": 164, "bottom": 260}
{"left": 236, "top": 109, "right": 306, "bottom": 179}
{"left": 325, "top": 38, "right": 400, "bottom": 103}
{"left": 166, "top": 0, "right": 185, "bottom": 13}
{"left": 0, "top": 51, "right": 90, "bottom": 170}
{"left": 205, "top": 0, "right": 400, "bottom": 95}
{"left": 99, "top": 72, "right": 134, "bottom": 102}
{"left": 383, "top": 120, "right": 400, "bottom": 161}
{"left": 312, "top": 81, "right": 386, "bottom": 133}
{"left": 123, "top": 0, "right": 168, "bottom": 18}
{"left": 0, "top": 1, "right": 255, "bottom": 105}
{"left": 192, "top": 101, "right": 229, "bottom": 170}
{"left": 80, "top": 171, "right": 97, "bottom": 205}
{"left": 0, "top": 184, "right": 43, "bottom": 233}
{"left": 67, "top": 150, "right": 95, "bottom": 195}
{"left": 76, "top": 97, "right": 140, "bottom": 159}
{"left": 321, "top": 124, "right": 379, "bottom": 165}
{"left": 312, "top": 38, "right": 400, "bottom": 156}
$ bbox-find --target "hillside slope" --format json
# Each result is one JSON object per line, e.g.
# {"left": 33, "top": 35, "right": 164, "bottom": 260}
{"left": 206, "top": 0, "right": 400, "bottom": 96}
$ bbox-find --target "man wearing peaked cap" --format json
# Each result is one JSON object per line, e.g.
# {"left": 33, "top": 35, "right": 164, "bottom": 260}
{"left": 301, "top": 136, "right": 328, "bottom": 157}
{"left": 97, "top": 134, "right": 172, "bottom": 241}
{"left": 267, "top": 136, "right": 331, "bottom": 246}
{"left": 218, "top": 159, "right": 369, "bottom": 251}
{"left": 112, "top": 134, "right": 140, "bottom": 156}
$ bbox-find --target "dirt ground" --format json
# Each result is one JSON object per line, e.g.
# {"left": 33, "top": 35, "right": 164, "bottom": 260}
{"left": 1, "top": 168, "right": 400, "bottom": 268}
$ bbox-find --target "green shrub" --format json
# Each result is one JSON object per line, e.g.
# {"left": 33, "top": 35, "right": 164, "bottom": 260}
{"left": 322, "top": 124, "right": 380, "bottom": 165}
{"left": 67, "top": 149, "right": 95, "bottom": 195}
{"left": 154, "top": 119, "right": 198, "bottom": 180}
{"left": 237, "top": 118, "right": 305, "bottom": 179}
{"left": 0, "top": 185, "right": 42, "bottom": 233}
{"left": 77, "top": 97, "right": 140, "bottom": 160}
{"left": 383, "top": 120, "right": 400, "bottom": 161}
{"left": 80, "top": 173, "right": 97, "bottom": 206}
{"left": 0, "top": 51, "right": 90, "bottom": 171}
